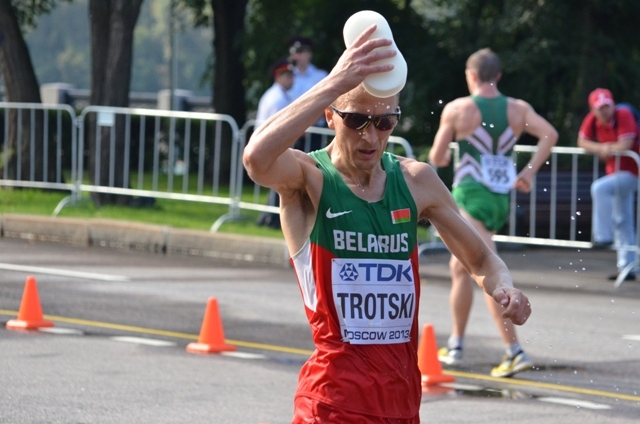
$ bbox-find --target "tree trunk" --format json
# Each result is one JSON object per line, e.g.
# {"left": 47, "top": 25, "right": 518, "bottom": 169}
{"left": 208, "top": 0, "right": 247, "bottom": 184}
{"left": 212, "top": 0, "right": 247, "bottom": 127}
{"left": 87, "top": 0, "right": 144, "bottom": 205}
{"left": 0, "top": 0, "right": 54, "bottom": 182}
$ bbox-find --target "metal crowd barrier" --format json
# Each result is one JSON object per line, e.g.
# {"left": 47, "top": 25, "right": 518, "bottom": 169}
{"left": 73, "top": 106, "right": 240, "bottom": 229}
{"left": 0, "top": 102, "right": 78, "bottom": 202}
{"left": 3, "top": 102, "right": 638, "bottom": 287}
{"left": 421, "top": 142, "right": 640, "bottom": 287}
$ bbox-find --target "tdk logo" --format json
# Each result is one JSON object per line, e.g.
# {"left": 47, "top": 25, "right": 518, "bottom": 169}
{"left": 339, "top": 263, "right": 359, "bottom": 281}
{"left": 338, "top": 262, "right": 413, "bottom": 283}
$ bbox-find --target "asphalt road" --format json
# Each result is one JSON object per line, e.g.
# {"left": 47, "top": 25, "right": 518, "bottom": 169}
{"left": 1, "top": 238, "right": 639, "bottom": 423}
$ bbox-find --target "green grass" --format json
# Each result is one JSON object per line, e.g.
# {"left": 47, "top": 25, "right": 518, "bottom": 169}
{"left": 0, "top": 187, "right": 285, "bottom": 238}
{"left": 1, "top": 187, "right": 433, "bottom": 241}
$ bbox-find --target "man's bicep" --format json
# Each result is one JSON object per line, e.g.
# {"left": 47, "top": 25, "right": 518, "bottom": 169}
{"left": 247, "top": 148, "right": 307, "bottom": 191}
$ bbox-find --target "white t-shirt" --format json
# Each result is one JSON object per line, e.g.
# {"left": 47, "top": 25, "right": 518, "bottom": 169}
{"left": 255, "top": 83, "right": 291, "bottom": 126}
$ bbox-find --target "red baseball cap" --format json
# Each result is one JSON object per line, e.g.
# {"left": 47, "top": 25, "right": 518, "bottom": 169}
{"left": 588, "top": 88, "right": 615, "bottom": 109}
{"left": 270, "top": 57, "right": 293, "bottom": 79}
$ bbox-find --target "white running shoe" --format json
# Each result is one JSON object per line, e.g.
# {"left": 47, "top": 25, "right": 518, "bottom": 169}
{"left": 437, "top": 347, "right": 463, "bottom": 366}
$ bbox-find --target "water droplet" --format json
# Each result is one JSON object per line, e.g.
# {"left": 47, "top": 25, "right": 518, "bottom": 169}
{"left": 527, "top": 164, "right": 533, "bottom": 168}
{"left": 482, "top": 122, "right": 487, "bottom": 126}
{"left": 438, "top": 100, "right": 443, "bottom": 104}
{"left": 546, "top": 161, "right": 549, "bottom": 165}
{"left": 611, "top": 299, "right": 615, "bottom": 303}
{"left": 582, "top": 267, "right": 586, "bottom": 271}
{"left": 489, "top": 123, "right": 495, "bottom": 128}
{"left": 574, "top": 370, "right": 578, "bottom": 374}
{"left": 543, "top": 188, "right": 547, "bottom": 192}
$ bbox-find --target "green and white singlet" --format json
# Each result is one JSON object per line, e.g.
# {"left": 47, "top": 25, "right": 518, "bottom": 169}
{"left": 452, "top": 95, "right": 518, "bottom": 231}
{"left": 290, "top": 149, "right": 422, "bottom": 418}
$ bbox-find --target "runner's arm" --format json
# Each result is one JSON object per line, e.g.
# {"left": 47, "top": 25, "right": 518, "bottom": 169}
{"left": 428, "top": 102, "right": 456, "bottom": 167}
{"left": 515, "top": 102, "right": 558, "bottom": 192}
{"left": 411, "top": 164, "right": 531, "bottom": 324}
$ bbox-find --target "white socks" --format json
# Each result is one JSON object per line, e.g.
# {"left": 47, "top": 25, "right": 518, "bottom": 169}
{"left": 506, "top": 342, "right": 522, "bottom": 358}
{"left": 447, "top": 335, "right": 463, "bottom": 350}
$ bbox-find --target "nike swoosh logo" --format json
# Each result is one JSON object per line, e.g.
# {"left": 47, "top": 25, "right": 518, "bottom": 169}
{"left": 326, "top": 208, "right": 352, "bottom": 219}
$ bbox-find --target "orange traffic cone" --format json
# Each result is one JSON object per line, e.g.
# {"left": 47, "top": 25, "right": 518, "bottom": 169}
{"left": 186, "top": 297, "right": 236, "bottom": 354}
{"left": 6, "top": 276, "right": 54, "bottom": 330}
{"left": 418, "top": 323, "right": 455, "bottom": 386}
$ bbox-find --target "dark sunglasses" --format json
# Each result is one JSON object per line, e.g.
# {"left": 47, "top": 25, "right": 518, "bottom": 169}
{"left": 330, "top": 105, "right": 401, "bottom": 131}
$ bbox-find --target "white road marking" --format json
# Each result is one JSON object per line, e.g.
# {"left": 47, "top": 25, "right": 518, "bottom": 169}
{"left": 111, "top": 336, "right": 176, "bottom": 347}
{"left": 622, "top": 335, "right": 640, "bottom": 341}
{"left": 439, "top": 382, "right": 484, "bottom": 391}
{"left": 39, "top": 327, "right": 84, "bottom": 335}
{"left": 222, "top": 351, "right": 267, "bottom": 359}
{"left": 0, "top": 263, "right": 130, "bottom": 281}
{"left": 537, "top": 397, "right": 612, "bottom": 409}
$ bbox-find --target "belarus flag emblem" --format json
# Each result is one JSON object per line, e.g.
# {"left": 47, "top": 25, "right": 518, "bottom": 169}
{"left": 391, "top": 208, "right": 411, "bottom": 224}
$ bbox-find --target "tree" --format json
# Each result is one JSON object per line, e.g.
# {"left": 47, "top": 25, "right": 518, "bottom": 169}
{"left": 420, "top": 0, "right": 640, "bottom": 146}
{"left": 182, "top": 0, "right": 247, "bottom": 126}
{"left": 0, "top": 0, "right": 59, "bottom": 182}
{"left": 87, "top": 0, "right": 144, "bottom": 205}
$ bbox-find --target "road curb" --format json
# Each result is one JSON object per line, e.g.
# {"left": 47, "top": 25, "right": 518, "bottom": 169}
{"left": 0, "top": 214, "right": 290, "bottom": 268}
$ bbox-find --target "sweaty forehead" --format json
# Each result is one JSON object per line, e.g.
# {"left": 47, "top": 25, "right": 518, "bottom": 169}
{"left": 335, "top": 85, "right": 399, "bottom": 112}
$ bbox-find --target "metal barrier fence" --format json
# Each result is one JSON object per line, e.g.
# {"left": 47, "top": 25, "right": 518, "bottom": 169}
{"left": 74, "top": 106, "right": 240, "bottom": 229}
{"left": 0, "top": 102, "right": 78, "bottom": 199}
{"left": 2, "top": 102, "right": 639, "bottom": 286}
{"left": 421, "top": 143, "right": 640, "bottom": 287}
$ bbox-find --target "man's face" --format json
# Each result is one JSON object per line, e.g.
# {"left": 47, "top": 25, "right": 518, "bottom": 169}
{"left": 328, "top": 87, "right": 399, "bottom": 171}
{"left": 290, "top": 48, "right": 312, "bottom": 69}
{"left": 276, "top": 71, "right": 294, "bottom": 90}
{"left": 593, "top": 103, "right": 614, "bottom": 124}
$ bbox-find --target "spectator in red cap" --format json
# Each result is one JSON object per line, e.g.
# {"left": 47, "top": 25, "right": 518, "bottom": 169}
{"left": 256, "top": 57, "right": 295, "bottom": 126}
{"left": 578, "top": 88, "right": 640, "bottom": 281}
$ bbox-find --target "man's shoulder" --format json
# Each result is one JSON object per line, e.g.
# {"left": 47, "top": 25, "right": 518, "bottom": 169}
{"left": 441, "top": 96, "right": 476, "bottom": 116}
{"left": 397, "top": 156, "right": 436, "bottom": 182}
{"left": 447, "top": 96, "right": 475, "bottom": 108}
